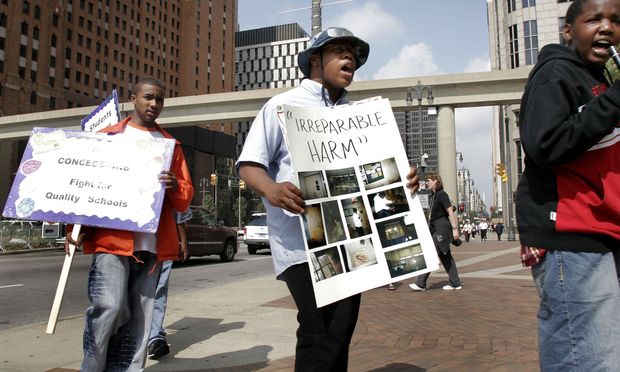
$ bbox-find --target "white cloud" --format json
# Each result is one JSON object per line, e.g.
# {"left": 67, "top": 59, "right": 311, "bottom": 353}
{"left": 372, "top": 43, "right": 443, "bottom": 80}
{"left": 463, "top": 53, "right": 491, "bottom": 73}
{"left": 326, "top": 1, "right": 403, "bottom": 47}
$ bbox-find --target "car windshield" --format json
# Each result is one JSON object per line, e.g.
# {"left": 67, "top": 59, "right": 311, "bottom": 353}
{"left": 189, "top": 207, "right": 215, "bottom": 225}
{"left": 247, "top": 215, "right": 267, "bottom": 226}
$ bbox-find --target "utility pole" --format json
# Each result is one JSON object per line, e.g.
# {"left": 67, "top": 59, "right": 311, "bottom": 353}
{"left": 279, "top": 0, "right": 354, "bottom": 36}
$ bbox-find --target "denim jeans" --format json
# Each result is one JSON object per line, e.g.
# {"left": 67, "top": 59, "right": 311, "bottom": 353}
{"left": 149, "top": 260, "right": 172, "bottom": 344}
{"left": 532, "top": 250, "right": 620, "bottom": 371}
{"left": 81, "top": 252, "right": 160, "bottom": 372}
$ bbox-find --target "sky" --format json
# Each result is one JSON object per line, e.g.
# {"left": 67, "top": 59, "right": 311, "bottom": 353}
{"left": 238, "top": 0, "right": 495, "bottom": 206}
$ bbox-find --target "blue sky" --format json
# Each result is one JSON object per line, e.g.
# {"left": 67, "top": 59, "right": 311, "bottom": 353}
{"left": 238, "top": 0, "right": 495, "bottom": 206}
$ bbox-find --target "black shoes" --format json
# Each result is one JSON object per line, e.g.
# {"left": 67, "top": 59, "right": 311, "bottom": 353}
{"left": 147, "top": 339, "right": 170, "bottom": 360}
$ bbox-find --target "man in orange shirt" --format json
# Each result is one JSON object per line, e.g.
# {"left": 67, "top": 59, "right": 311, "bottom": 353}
{"left": 67, "top": 77, "right": 194, "bottom": 371}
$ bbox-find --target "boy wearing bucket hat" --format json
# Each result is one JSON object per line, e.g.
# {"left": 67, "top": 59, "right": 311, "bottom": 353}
{"left": 237, "top": 27, "right": 419, "bottom": 371}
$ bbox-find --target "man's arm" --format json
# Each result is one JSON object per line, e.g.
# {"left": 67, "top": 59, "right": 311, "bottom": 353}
{"left": 238, "top": 162, "right": 305, "bottom": 214}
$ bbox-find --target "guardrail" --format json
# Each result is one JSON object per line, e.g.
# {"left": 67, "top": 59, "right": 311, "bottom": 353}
{"left": 0, "top": 220, "right": 64, "bottom": 252}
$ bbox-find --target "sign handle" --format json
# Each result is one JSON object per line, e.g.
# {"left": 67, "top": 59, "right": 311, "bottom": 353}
{"left": 45, "top": 224, "right": 81, "bottom": 334}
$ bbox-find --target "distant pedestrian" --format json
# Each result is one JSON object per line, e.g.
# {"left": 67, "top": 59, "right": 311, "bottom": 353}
{"left": 479, "top": 220, "right": 488, "bottom": 241}
{"left": 462, "top": 221, "right": 472, "bottom": 242}
{"left": 495, "top": 222, "right": 504, "bottom": 241}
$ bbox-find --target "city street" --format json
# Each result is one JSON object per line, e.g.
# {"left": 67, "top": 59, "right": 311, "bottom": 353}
{"left": 0, "top": 239, "right": 272, "bottom": 331}
{"left": 0, "top": 238, "right": 542, "bottom": 371}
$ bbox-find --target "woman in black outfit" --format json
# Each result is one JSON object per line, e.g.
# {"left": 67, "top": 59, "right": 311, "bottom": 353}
{"left": 409, "top": 174, "right": 463, "bottom": 291}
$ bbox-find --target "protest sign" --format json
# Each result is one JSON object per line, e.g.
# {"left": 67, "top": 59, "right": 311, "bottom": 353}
{"left": 80, "top": 90, "right": 121, "bottom": 132}
{"left": 2, "top": 127, "right": 174, "bottom": 233}
{"left": 283, "top": 97, "right": 439, "bottom": 307}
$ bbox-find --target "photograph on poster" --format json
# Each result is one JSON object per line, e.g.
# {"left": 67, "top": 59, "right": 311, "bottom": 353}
{"left": 340, "top": 238, "right": 377, "bottom": 272}
{"left": 303, "top": 204, "right": 327, "bottom": 248}
{"left": 360, "top": 157, "right": 401, "bottom": 191}
{"left": 376, "top": 214, "right": 418, "bottom": 248}
{"left": 298, "top": 171, "right": 328, "bottom": 200}
{"left": 310, "top": 246, "right": 344, "bottom": 282}
{"left": 384, "top": 244, "right": 427, "bottom": 278}
{"left": 340, "top": 196, "right": 371, "bottom": 238}
{"left": 369, "top": 186, "right": 410, "bottom": 220}
{"left": 322, "top": 200, "right": 347, "bottom": 244}
{"left": 325, "top": 167, "right": 360, "bottom": 197}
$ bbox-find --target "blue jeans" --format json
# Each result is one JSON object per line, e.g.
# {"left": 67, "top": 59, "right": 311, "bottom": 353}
{"left": 532, "top": 250, "right": 620, "bottom": 371}
{"left": 81, "top": 252, "right": 160, "bottom": 372}
{"left": 149, "top": 260, "right": 172, "bottom": 344}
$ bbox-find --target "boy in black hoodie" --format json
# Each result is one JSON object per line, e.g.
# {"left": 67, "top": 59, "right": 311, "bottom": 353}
{"left": 517, "top": 0, "right": 620, "bottom": 370}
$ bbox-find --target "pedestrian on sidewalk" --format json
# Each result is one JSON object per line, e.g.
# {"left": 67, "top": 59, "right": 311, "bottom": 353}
{"left": 517, "top": 0, "right": 620, "bottom": 370}
{"left": 479, "top": 220, "right": 488, "bottom": 241}
{"left": 66, "top": 77, "right": 194, "bottom": 372}
{"left": 237, "top": 27, "right": 419, "bottom": 371}
{"left": 409, "top": 174, "right": 462, "bottom": 292}
{"left": 147, "top": 207, "right": 193, "bottom": 360}
{"left": 495, "top": 222, "right": 504, "bottom": 241}
{"left": 462, "top": 220, "right": 472, "bottom": 242}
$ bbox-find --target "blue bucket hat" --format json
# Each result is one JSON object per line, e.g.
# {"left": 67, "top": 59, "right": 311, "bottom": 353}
{"left": 297, "top": 27, "right": 370, "bottom": 77}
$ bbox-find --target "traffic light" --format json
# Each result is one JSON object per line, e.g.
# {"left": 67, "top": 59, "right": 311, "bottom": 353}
{"left": 495, "top": 163, "right": 508, "bottom": 182}
{"left": 239, "top": 179, "right": 246, "bottom": 190}
{"left": 209, "top": 173, "right": 218, "bottom": 186}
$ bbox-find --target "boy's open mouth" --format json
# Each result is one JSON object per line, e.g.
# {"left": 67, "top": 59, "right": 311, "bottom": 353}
{"left": 592, "top": 40, "right": 612, "bottom": 54}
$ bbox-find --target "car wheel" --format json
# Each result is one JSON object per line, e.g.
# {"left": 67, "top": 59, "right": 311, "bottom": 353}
{"left": 247, "top": 245, "right": 258, "bottom": 254}
{"left": 220, "top": 240, "right": 236, "bottom": 262}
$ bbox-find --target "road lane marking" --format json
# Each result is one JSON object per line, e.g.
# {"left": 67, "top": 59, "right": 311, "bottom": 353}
{"left": 0, "top": 284, "right": 24, "bottom": 289}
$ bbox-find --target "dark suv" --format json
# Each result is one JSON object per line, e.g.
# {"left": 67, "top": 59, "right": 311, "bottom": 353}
{"left": 186, "top": 206, "right": 238, "bottom": 262}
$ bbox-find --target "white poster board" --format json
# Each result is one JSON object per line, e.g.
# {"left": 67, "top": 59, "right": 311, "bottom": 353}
{"left": 283, "top": 97, "right": 439, "bottom": 307}
{"left": 2, "top": 127, "right": 174, "bottom": 233}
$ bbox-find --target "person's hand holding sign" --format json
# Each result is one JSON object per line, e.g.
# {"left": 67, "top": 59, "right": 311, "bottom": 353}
{"left": 159, "top": 170, "right": 178, "bottom": 190}
{"left": 264, "top": 182, "right": 305, "bottom": 214}
{"left": 406, "top": 167, "right": 420, "bottom": 194}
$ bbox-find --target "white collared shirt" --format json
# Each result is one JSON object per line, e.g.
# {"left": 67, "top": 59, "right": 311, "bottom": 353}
{"left": 236, "top": 79, "right": 349, "bottom": 277}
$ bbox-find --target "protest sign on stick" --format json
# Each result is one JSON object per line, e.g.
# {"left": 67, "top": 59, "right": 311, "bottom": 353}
{"left": 282, "top": 97, "right": 440, "bottom": 307}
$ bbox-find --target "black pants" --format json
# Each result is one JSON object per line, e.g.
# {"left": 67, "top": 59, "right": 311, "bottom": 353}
{"left": 280, "top": 263, "right": 361, "bottom": 372}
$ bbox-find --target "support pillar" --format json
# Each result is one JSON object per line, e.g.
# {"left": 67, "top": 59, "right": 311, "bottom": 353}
{"left": 437, "top": 105, "right": 457, "bottom": 204}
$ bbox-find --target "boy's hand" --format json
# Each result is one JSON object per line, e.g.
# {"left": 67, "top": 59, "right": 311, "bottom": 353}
{"left": 406, "top": 167, "right": 420, "bottom": 194}
{"left": 159, "top": 170, "right": 178, "bottom": 190}
{"left": 264, "top": 182, "right": 305, "bottom": 214}
{"left": 64, "top": 232, "right": 86, "bottom": 255}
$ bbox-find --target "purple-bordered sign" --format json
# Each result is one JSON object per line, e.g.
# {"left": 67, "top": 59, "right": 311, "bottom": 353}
{"left": 2, "top": 127, "right": 174, "bottom": 233}
{"left": 80, "top": 90, "right": 121, "bottom": 133}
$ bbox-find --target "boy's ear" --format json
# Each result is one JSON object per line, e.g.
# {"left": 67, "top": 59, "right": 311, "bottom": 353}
{"left": 310, "top": 53, "right": 321, "bottom": 72}
{"left": 562, "top": 23, "right": 572, "bottom": 45}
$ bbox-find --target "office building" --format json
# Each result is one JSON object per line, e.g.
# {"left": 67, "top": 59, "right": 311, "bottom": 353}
{"left": 234, "top": 23, "right": 309, "bottom": 155}
{"left": 0, "top": 0, "right": 236, "bottom": 209}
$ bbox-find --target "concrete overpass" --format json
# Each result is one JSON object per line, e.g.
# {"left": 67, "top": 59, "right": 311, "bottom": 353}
{"left": 0, "top": 68, "right": 531, "bottom": 205}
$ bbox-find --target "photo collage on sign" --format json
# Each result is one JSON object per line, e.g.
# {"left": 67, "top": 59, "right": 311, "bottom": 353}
{"left": 300, "top": 157, "right": 428, "bottom": 282}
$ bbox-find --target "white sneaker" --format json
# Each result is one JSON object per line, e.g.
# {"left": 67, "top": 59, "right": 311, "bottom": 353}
{"left": 409, "top": 283, "right": 426, "bottom": 291}
{"left": 442, "top": 285, "right": 463, "bottom": 290}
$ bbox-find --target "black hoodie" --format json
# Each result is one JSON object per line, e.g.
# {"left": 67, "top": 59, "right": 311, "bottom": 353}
{"left": 516, "top": 43, "right": 620, "bottom": 252}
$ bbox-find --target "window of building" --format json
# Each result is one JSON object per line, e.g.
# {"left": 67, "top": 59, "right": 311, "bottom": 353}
{"left": 522, "top": 0, "right": 535, "bottom": 7}
{"left": 50, "top": 55, "right": 56, "bottom": 67}
{"left": 19, "top": 66, "right": 26, "bottom": 78}
{"left": 19, "top": 45, "right": 27, "bottom": 58}
{"left": 0, "top": 12, "right": 6, "bottom": 28}
{"left": 49, "top": 97, "right": 56, "bottom": 109}
{"left": 30, "top": 69, "right": 36, "bottom": 81}
{"left": 524, "top": 20, "right": 538, "bottom": 65}
{"left": 558, "top": 17, "right": 568, "bottom": 45}
{"left": 34, "top": 5, "right": 40, "bottom": 19}
{"left": 506, "top": 0, "right": 516, "bottom": 12}
{"left": 75, "top": 70, "right": 81, "bottom": 82}
{"left": 21, "top": 22, "right": 28, "bottom": 36}
{"left": 30, "top": 91, "right": 37, "bottom": 104}
{"left": 22, "top": 1, "right": 30, "bottom": 15}
{"left": 51, "top": 34, "right": 57, "bottom": 47}
{"left": 49, "top": 76, "right": 55, "bottom": 86}
{"left": 509, "top": 24, "right": 520, "bottom": 69}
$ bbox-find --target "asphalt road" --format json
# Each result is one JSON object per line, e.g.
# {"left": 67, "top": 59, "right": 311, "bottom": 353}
{"left": 0, "top": 240, "right": 274, "bottom": 332}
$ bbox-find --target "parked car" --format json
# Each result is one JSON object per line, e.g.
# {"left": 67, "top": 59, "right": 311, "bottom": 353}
{"left": 185, "top": 206, "right": 238, "bottom": 262}
{"left": 244, "top": 214, "right": 269, "bottom": 254}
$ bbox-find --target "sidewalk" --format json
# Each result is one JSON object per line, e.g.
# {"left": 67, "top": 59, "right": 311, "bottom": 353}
{"left": 1, "top": 239, "right": 540, "bottom": 371}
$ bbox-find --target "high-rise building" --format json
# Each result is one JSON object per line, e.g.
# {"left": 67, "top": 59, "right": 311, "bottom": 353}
{"left": 487, "top": 0, "right": 573, "bottom": 223}
{"left": 394, "top": 109, "right": 438, "bottom": 175}
{"left": 234, "top": 23, "right": 309, "bottom": 155}
{"left": 0, "top": 0, "right": 237, "bottom": 209}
